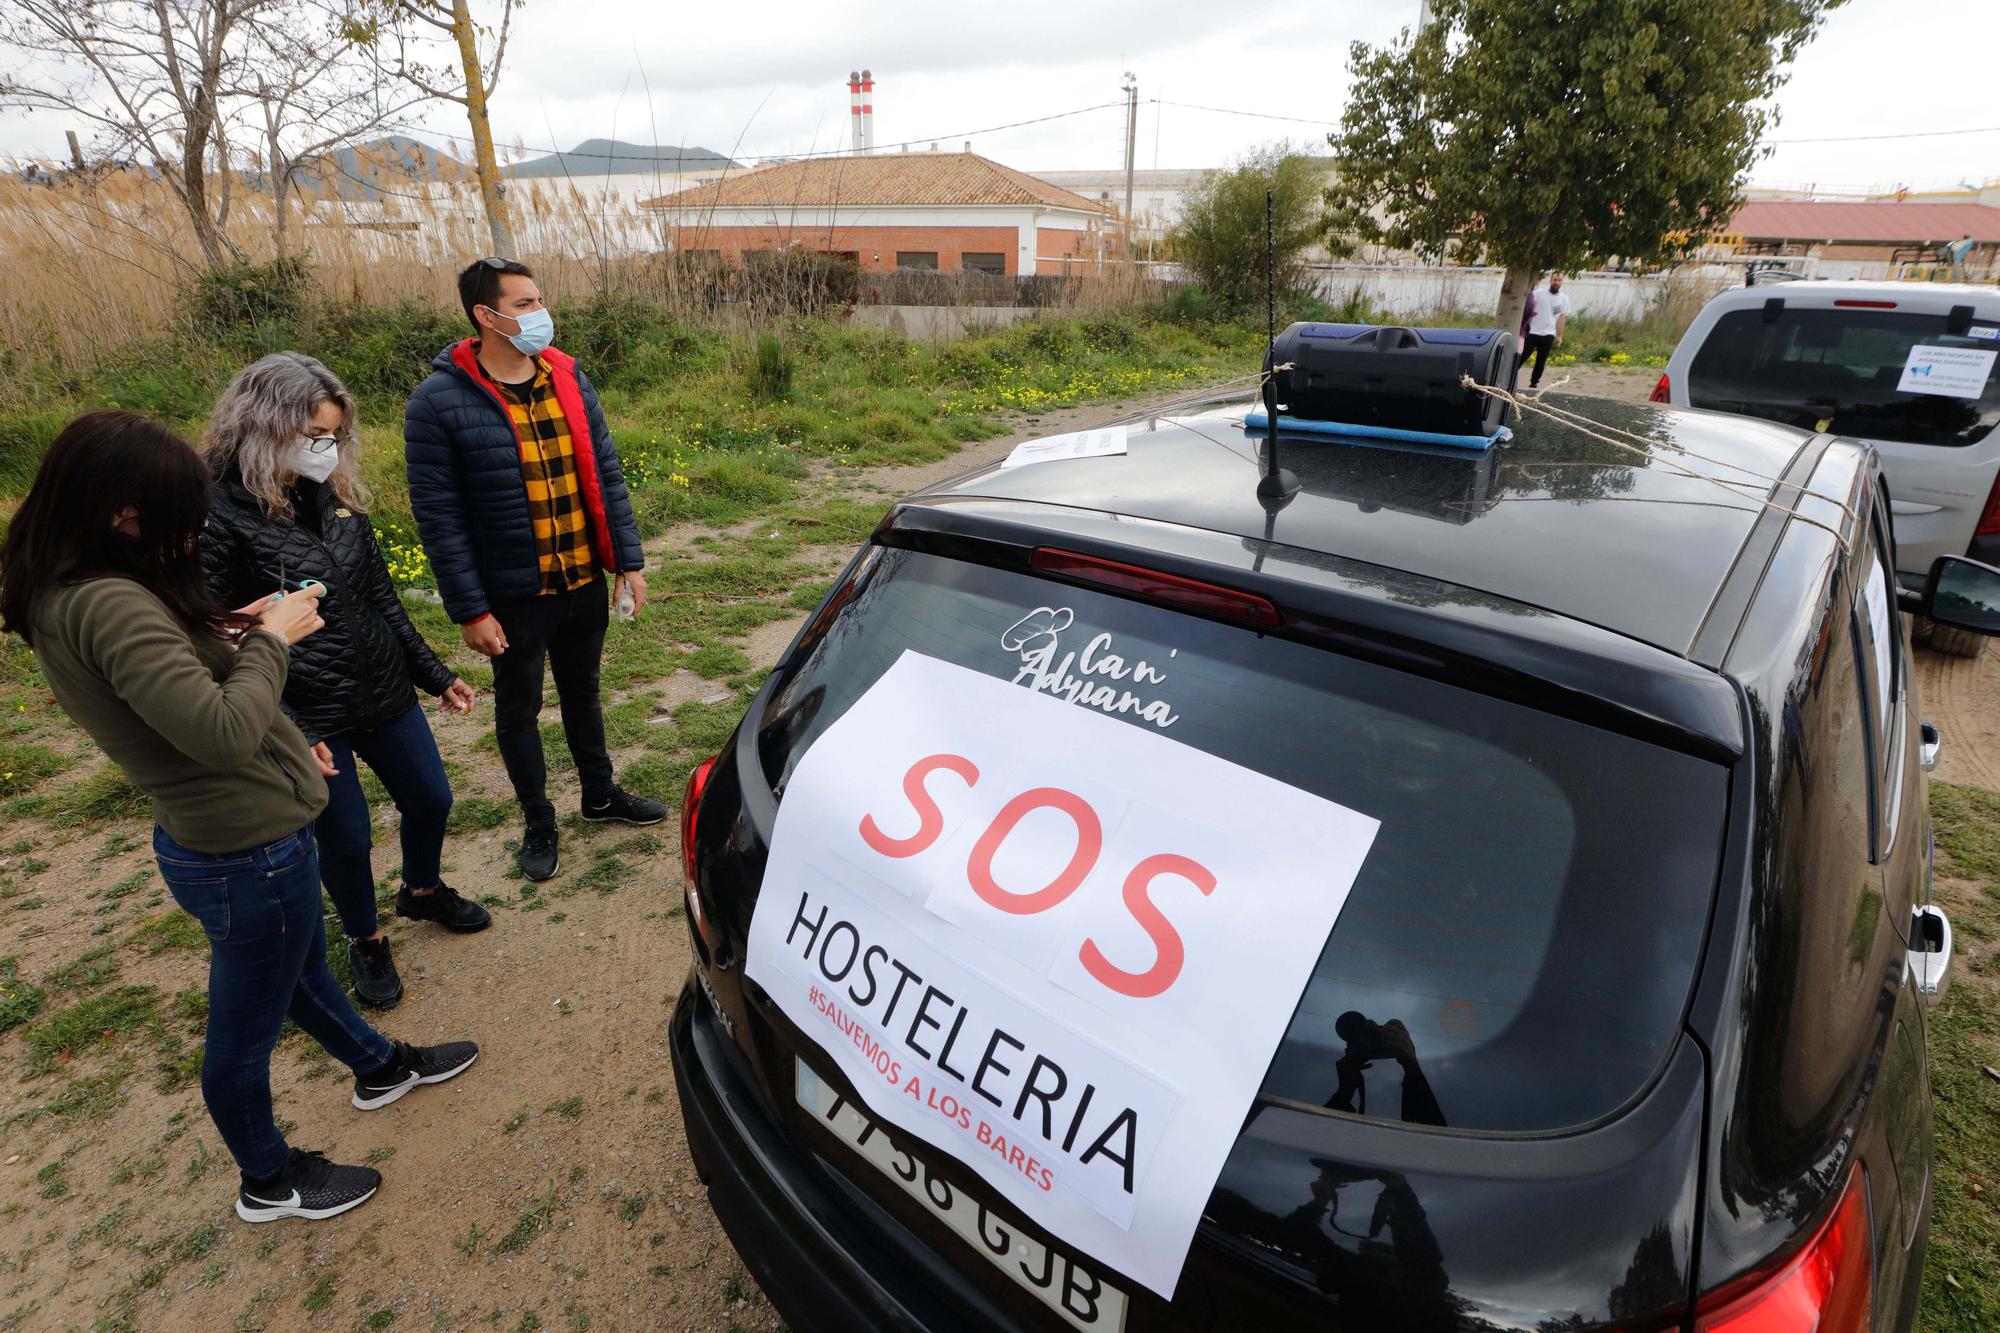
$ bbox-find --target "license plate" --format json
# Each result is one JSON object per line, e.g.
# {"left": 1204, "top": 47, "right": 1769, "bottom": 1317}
{"left": 795, "top": 1058, "right": 1129, "bottom": 1332}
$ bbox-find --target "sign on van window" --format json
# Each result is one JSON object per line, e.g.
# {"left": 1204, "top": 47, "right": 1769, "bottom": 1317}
{"left": 1898, "top": 344, "right": 1998, "bottom": 399}
{"left": 746, "top": 651, "right": 1379, "bottom": 1298}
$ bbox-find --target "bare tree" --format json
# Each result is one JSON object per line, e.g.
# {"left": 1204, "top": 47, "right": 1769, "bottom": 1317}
{"left": 245, "top": 11, "right": 432, "bottom": 253}
{"left": 0, "top": 0, "right": 258, "bottom": 265}
{"left": 0, "top": 0, "right": 431, "bottom": 268}
{"left": 350, "top": 0, "right": 518, "bottom": 254}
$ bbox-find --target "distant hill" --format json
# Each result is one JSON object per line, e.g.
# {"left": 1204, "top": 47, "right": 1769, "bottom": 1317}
{"left": 332, "top": 135, "right": 462, "bottom": 181}
{"left": 507, "top": 139, "right": 738, "bottom": 178}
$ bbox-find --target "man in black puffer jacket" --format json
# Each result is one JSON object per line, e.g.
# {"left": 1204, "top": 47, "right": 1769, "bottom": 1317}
{"left": 405, "top": 257, "right": 666, "bottom": 882}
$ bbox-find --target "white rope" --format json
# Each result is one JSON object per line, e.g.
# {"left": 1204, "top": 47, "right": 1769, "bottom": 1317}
{"left": 1459, "top": 375, "right": 1854, "bottom": 548}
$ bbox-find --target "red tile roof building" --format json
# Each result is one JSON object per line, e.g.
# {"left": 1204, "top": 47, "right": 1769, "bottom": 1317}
{"left": 641, "top": 151, "right": 1112, "bottom": 276}
{"left": 1726, "top": 201, "right": 2000, "bottom": 264}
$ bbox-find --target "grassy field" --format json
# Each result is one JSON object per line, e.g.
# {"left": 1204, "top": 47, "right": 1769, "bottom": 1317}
{"left": 2, "top": 278, "right": 1992, "bottom": 1326}
{"left": 1920, "top": 782, "right": 2000, "bottom": 1332}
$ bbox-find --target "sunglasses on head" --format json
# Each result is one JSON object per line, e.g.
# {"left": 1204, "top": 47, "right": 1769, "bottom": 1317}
{"left": 477, "top": 255, "right": 515, "bottom": 270}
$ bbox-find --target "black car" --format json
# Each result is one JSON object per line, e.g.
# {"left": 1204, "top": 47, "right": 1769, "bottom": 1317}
{"left": 670, "top": 390, "right": 2000, "bottom": 1332}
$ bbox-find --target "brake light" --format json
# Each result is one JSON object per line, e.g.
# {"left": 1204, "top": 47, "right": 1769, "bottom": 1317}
{"left": 1978, "top": 468, "right": 2000, "bottom": 536}
{"left": 681, "top": 757, "right": 718, "bottom": 952}
{"left": 1031, "top": 548, "right": 1281, "bottom": 628}
{"left": 1650, "top": 372, "right": 1672, "bottom": 404}
{"left": 1834, "top": 299, "right": 1897, "bottom": 310}
{"left": 1694, "top": 1168, "right": 1872, "bottom": 1333}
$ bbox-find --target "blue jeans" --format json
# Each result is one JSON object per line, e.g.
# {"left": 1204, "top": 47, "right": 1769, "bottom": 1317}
{"left": 316, "top": 703, "right": 454, "bottom": 938}
{"left": 154, "top": 824, "right": 395, "bottom": 1179}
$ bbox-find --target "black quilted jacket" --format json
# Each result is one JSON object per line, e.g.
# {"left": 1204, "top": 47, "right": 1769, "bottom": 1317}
{"left": 201, "top": 475, "right": 455, "bottom": 745}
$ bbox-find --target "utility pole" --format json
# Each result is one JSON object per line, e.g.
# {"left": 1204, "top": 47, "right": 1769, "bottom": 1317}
{"left": 1121, "top": 72, "right": 1138, "bottom": 262}
{"left": 64, "top": 130, "right": 85, "bottom": 173}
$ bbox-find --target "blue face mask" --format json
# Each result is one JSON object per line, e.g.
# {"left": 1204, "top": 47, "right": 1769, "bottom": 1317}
{"left": 496, "top": 307, "right": 554, "bottom": 356}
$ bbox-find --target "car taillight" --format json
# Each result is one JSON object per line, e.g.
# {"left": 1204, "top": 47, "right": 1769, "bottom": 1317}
{"left": 1032, "top": 548, "right": 1281, "bottom": 628}
{"left": 1694, "top": 1167, "right": 1872, "bottom": 1333}
{"left": 1649, "top": 372, "right": 1672, "bottom": 404}
{"left": 682, "top": 757, "right": 718, "bottom": 953}
{"left": 1978, "top": 468, "right": 2000, "bottom": 536}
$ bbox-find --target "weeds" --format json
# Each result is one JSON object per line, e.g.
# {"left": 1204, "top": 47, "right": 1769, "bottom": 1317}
{"left": 23, "top": 985, "right": 159, "bottom": 1073}
{"left": 302, "top": 1273, "right": 336, "bottom": 1312}
{"left": 494, "top": 1180, "right": 559, "bottom": 1255}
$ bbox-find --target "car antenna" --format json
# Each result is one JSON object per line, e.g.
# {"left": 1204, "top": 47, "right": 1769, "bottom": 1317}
{"left": 1258, "top": 187, "right": 1300, "bottom": 507}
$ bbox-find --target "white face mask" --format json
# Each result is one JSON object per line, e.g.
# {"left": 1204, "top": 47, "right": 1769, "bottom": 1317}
{"left": 285, "top": 436, "right": 340, "bottom": 485}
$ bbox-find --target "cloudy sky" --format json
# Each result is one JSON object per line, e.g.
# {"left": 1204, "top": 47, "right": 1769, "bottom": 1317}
{"left": 3, "top": 0, "right": 1996, "bottom": 192}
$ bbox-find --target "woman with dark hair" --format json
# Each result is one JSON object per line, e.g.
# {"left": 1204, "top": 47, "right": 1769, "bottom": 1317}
{"left": 0, "top": 411, "right": 479, "bottom": 1226}
{"left": 203, "top": 353, "right": 485, "bottom": 1011}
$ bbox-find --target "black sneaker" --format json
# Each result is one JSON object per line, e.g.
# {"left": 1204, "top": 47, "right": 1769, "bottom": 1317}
{"left": 580, "top": 786, "right": 667, "bottom": 826}
{"left": 518, "top": 820, "right": 560, "bottom": 881}
{"left": 394, "top": 881, "right": 492, "bottom": 933}
{"left": 347, "top": 936, "right": 403, "bottom": 1009}
{"left": 352, "top": 1039, "right": 480, "bottom": 1111}
{"left": 235, "top": 1149, "right": 380, "bottom": 1223}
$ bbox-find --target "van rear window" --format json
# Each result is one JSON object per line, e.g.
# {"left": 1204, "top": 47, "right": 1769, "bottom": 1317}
{"left": 755, "top": 549, "right": 1728, "bottom": 1133}
{"left": 1687, "top": 307, "right": 2000, "bottom": 446}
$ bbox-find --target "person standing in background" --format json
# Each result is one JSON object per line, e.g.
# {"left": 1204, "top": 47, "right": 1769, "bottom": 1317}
{"left": 1523, "top": 270, "right": 1574, "bottom": 389}
{"left": 0, "top": 411, "right": 479, "bottom": 1226}
{"left": 405, "top": 258, "right": 665, "bottom": 885}
{"left": 203, "top": 353, "right": 488, "bottom": 1012}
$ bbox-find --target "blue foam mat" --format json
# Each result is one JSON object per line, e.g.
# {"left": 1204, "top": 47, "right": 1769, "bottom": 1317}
{"left": 1241, "top": 412, "right": 1511, "bottom": 452}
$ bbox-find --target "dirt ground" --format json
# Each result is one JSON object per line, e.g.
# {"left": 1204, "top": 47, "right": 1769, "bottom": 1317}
{"left": 0, "top": 362, "right": 1802, "bottom": 1333}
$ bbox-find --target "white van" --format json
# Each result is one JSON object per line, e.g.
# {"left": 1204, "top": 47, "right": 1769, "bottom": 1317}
{"left": 1658, "top": 280, "right": 2000, "bottom": 653}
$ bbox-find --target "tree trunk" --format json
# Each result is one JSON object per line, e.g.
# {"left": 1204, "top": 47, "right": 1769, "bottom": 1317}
{"left": 451, "top": 0, "right": 516, "bottom": 256}
{"left": 1495, "top": 265, "right": 1537, "bottom": 351}
{"left": 181, "top": 92, "right": 233, "bottom": 264}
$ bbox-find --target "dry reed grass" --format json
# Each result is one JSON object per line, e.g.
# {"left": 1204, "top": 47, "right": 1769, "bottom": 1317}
{"left": 0, "top": 165, "right": 1166, "bottom": 369}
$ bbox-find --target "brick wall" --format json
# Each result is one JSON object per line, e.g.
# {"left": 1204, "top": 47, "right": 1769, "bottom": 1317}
{"left": 668, "top": 225, "right": 1020, "bottom": 274}
{"left": 1033, "top": 227, "right": 1099, "bottom": 275}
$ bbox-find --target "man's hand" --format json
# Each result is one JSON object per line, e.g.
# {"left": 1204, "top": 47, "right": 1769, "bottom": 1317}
{"left": 440, "top": 678, "right": 477, "bottom": 715}
{"left": 460, "top": 615, "right": 509, "bottom": 657}
{"left": 310, "top": 742, "right": 339, "bottom": 777}
{"left": 617, "top": 571, "right": 649, "bottom": 616}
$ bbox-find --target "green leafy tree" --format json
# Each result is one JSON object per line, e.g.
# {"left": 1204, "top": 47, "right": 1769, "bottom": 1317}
{"left": 1324, "top": 0, "right": 1844, "bottom": 334}
{"left": 1169, "top": 144, "right": 1326, "bottom": 316}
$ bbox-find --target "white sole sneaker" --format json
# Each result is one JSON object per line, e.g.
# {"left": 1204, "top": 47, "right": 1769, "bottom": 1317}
{"left": 351, "top": 1048, "right": 479, "bottom": 1111}
{"left": 235, "top": 1185, "right": 378, "bottom": 1223}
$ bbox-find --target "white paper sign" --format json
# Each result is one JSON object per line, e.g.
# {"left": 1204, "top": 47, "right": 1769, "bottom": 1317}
{"left": 747, "top": 650, "right": 1379, "bottom": 1298}
{"left": 1898, "top": 344, "right": 1998, "bottom": 399}
{"left": 1967, "top": 325, "right": 2000, "bottom": 342}
{"left": 1001, "top": 425, "right": 1128, "bottom": 469}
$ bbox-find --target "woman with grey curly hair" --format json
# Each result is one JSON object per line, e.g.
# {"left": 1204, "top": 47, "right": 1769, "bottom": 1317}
{"left": 201, "top": 352, "right": 489, "bottom": 1010}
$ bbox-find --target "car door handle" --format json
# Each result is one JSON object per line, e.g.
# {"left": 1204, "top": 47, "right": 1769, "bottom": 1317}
{"left": 1910, "top": 905, "right": 1953, "bottom": 1004}
{"left": 1920, "top": 722, "right": 1942, "bottom": 772}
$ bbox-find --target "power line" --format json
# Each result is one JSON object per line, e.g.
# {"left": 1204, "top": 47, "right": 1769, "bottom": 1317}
{"left": 1149, "top": 98, "right": 1336, "bottom": 127}
{"left": 378, "top": 101, "right": 1128, "bottom": 170}
{"left": 1767, "top": 124, "right": 2000, "bottom": 145}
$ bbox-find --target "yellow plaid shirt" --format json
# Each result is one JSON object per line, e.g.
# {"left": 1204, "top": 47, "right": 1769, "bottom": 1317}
{"left": 497, "top": 359, "right": 597, "bottom": 594}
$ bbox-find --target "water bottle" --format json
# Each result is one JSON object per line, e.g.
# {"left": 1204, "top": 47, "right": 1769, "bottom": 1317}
{"left": 614, "top": 579, "right": 636, "bottom": 622}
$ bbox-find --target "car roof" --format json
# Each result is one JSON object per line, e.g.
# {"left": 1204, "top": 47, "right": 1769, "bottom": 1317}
{"left": 1702, "top": 279, "right": 2000, "bottom": 309}
{"left": 914, "top": 394, "right": 1816, "bottom": 658}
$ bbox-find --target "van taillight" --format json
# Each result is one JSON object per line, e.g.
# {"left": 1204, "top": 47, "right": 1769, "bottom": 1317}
{"left": 1694, "top": 1168, "right": 1872, "bottom": 1333}
{"left": 1978, "top": 469, "right": 2000, "bottom": 536}
{"left": 682, "top": 757, "right": 718, "bottom": 956}
{"left": 1649, "top": 373, "right": 1672, "bottom": 404}
{"left": 1031, "top": 548, "right": 1281, "bottom": 628}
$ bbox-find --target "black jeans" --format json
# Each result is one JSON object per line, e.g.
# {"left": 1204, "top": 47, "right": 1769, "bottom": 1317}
{"left": 316, "top": 702, "right": 455, "bottom": 937}
{"left": 1524, "top": 333, "right": 1557, "bottom": 385}
{"left": 490, "top": 577, "right": 612, "bottom": 823}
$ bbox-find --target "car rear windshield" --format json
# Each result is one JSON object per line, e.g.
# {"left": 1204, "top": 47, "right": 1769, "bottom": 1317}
{"left": 754, "top": 548, "right": 1728, "bottom": 1134}
{"left": 1687, "top": 306, "right": 2000, "bottom": 446}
